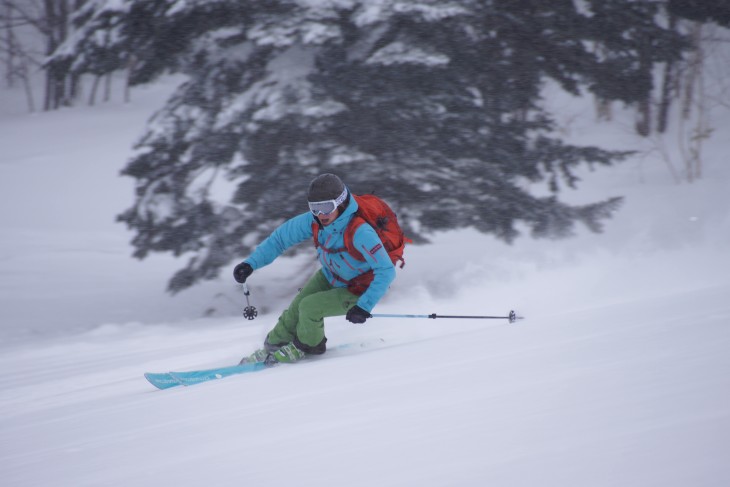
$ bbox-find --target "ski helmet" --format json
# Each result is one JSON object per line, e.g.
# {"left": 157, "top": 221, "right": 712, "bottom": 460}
{"left": 307, "top": 173, "right": 346, "bottom": 202}
{"left": 307, "top": 173, "right": 348, "bottom": 216}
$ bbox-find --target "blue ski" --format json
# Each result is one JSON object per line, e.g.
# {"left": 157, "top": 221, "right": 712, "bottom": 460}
{"left": 144, "top": 372, "right": 183, "bottom": 390}
{"left": 145, "top": 363, "right": 266, "bottom": 390}
{"left": 145, "top": 338, "right": 385, "bottom": 390}
{"left": 170, "top": 361, "right": 267, "bottom": 386}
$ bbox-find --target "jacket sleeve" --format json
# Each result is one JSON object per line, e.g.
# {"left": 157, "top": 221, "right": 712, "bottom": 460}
{"left": 351, "top": 224, "right": 396, "bottom": 312}
{"left": 244, "top": 212, "right": 314, "bottom": 270}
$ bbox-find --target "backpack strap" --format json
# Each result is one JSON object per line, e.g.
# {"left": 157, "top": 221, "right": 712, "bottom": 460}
{"left": 312, "top": 221, "right": 320, "bottom": 249}
{"left": 343, "top": 215, "right": 367, "bottom": 262}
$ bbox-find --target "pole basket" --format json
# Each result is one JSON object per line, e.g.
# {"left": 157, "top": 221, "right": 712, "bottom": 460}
{"left": 243, "top": 306, "right": 258, "bottom": 320}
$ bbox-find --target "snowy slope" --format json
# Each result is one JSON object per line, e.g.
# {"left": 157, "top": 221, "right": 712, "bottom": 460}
{"left": 2, "top": 284, "right": 729, "bottom": 486}
{"left": 1, "top": 75, "right": 730, "bottom": 486}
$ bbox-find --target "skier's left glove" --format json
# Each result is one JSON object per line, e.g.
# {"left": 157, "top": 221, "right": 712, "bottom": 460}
{"left": 346, "top": 305, "right": 372, "bottom": 324}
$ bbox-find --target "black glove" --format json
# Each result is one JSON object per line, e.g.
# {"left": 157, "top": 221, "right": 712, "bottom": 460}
{"left": 346, "top": 305, "right": 372, "bottom": 324}
{"left": 233, "top": 262, "right": 254, "bottom": 283}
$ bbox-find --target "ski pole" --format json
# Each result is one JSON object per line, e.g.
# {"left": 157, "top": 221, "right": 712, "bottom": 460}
{"left": 371, "top": 310, "right": 523, "bottom": 323}
{"left": 241, "top": 283, "right": 258, "bottom": 320}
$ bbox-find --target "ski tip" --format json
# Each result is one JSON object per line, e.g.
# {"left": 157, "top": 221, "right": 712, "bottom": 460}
{"left": 144, "top": 372, "right": 182, "bottom": 390}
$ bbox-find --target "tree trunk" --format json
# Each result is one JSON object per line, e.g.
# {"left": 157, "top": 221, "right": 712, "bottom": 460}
{"left": 634, "top": 44, "right": 653, "bottom": 137}
{"left": 124, "top": 56, "right": 136, "bottom": 103}
{"left": 635, "top": 97, "right": 651, "bottom": 137}
{"left": 69, "top": 72, "right": 81, "bottom": 102}
{"left": 103, "top": 71, "right": 112, "bottom": 101}
{"left": 682, "top": 23, "right": 703, "bottom": 120}
{"left": 42, "top": 0, "right": 71, "bottom": 110}
{"left": 20, "top": 60, "right": 36, "bottom": 112}
{"left": 4, "top": 2, "right": 15, "bottom": 88}
{"left": 636, "top": 54, "right": 651, "bottom": 137}
{"left": 88, "top": 74, "right": 101, "bottom": 105}
{"left": 657, "top": 15, "right": 678, "bottom": 134}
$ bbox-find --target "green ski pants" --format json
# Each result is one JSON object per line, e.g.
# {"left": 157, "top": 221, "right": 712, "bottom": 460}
{"left": 266, "top": 270, "right": 359, "bottom": 348}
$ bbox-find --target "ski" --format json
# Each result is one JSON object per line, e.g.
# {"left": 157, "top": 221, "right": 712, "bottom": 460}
{"left": 144, "top": 363, "right": 265, "bottom": 390}
{"left": 145, "top": 338, "right": 385, "bottom": 390}
{"left": 169, "top": 361, "right": 267, "bottom": 387}
{"left": 144, "top": 372, "right": 183, "bottom": 390}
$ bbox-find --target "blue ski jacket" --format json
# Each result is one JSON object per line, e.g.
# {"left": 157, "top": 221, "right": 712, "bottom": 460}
{"left": 243, "top": 195, "right": 396, "bottom": 312}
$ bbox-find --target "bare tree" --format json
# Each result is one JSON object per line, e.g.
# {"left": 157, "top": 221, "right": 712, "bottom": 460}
{"left": 647, "top": 21, "right": 730, "bottom": 184}
{"left": 3, "top": 1, "right": 14, "bottom": 87}
{"left": 1, "top": 0, "right": 84, "bottom": 111}
{"left": 657, "top": 14, "right": 679, "bottom": 133}
{"left": 0, "top": 0, "right": 42, "bottom": 111}
{"left": 681, "top": 23, "right": 704, "bottom": 121}
{"left": 41, "top": 0, "right": 71, "bottom": 109}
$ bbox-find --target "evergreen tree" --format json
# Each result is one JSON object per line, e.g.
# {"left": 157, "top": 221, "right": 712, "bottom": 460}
{"left": 668, "top": 0, "right": 730, "bottom": 26}
{"left": 52, "top": 0, "right": 687, "bottom": 291}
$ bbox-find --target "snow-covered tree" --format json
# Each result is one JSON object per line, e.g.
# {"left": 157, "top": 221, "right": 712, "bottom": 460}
{"left": 52, "top": 0, "right": 687, "bottom": 291}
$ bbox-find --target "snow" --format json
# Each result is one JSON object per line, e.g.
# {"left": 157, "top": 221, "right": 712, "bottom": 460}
{"left": 367, "top": 41, "right": 451, "bottom": 66}
{"left": 353, "top": 1, "right": 468, "bottom": 27}
{"left": 1, "top": 72, "right": 730, "bottom": 487}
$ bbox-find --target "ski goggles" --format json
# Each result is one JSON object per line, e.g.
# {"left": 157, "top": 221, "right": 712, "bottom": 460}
{"left": 308, "top": 187, "right": 348, "bottom": 216}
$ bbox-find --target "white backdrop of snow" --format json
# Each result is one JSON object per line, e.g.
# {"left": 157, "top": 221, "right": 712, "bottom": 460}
{"left": 0, "top": 71, "right": 729, "bottom": 487}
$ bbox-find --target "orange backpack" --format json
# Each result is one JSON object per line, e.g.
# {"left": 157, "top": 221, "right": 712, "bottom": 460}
{"left": 313, "top": 194, "right": 410, "bottom": 295}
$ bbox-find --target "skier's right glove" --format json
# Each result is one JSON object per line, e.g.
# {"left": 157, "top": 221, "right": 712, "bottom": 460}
{"left": 346, "top": 305, "right": 372, "bottom": 324}
{"left": 233, "top": 262, "right": 254, "bottom": 283}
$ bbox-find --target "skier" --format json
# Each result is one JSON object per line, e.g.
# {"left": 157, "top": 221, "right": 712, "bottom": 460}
{"left": 233, "top": 173, "right": 396, "bottom": 364}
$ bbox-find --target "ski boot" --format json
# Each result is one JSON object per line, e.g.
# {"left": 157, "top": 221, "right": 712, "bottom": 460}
{"left": 264, "top": 342, "right": 306, "bottom": 365}
{"left": 239, "top": 335, "right": 288, "bottom": 365}
{"left": 238, "top": 348, "right": 269, "bottom": 365}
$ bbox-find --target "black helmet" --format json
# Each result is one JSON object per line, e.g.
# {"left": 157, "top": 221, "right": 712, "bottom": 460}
{"left": 308, "top": 173, "right": 345, "bottom": 202}
{"left": 307, "top": 173, "right": 348, "bottom": 216}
